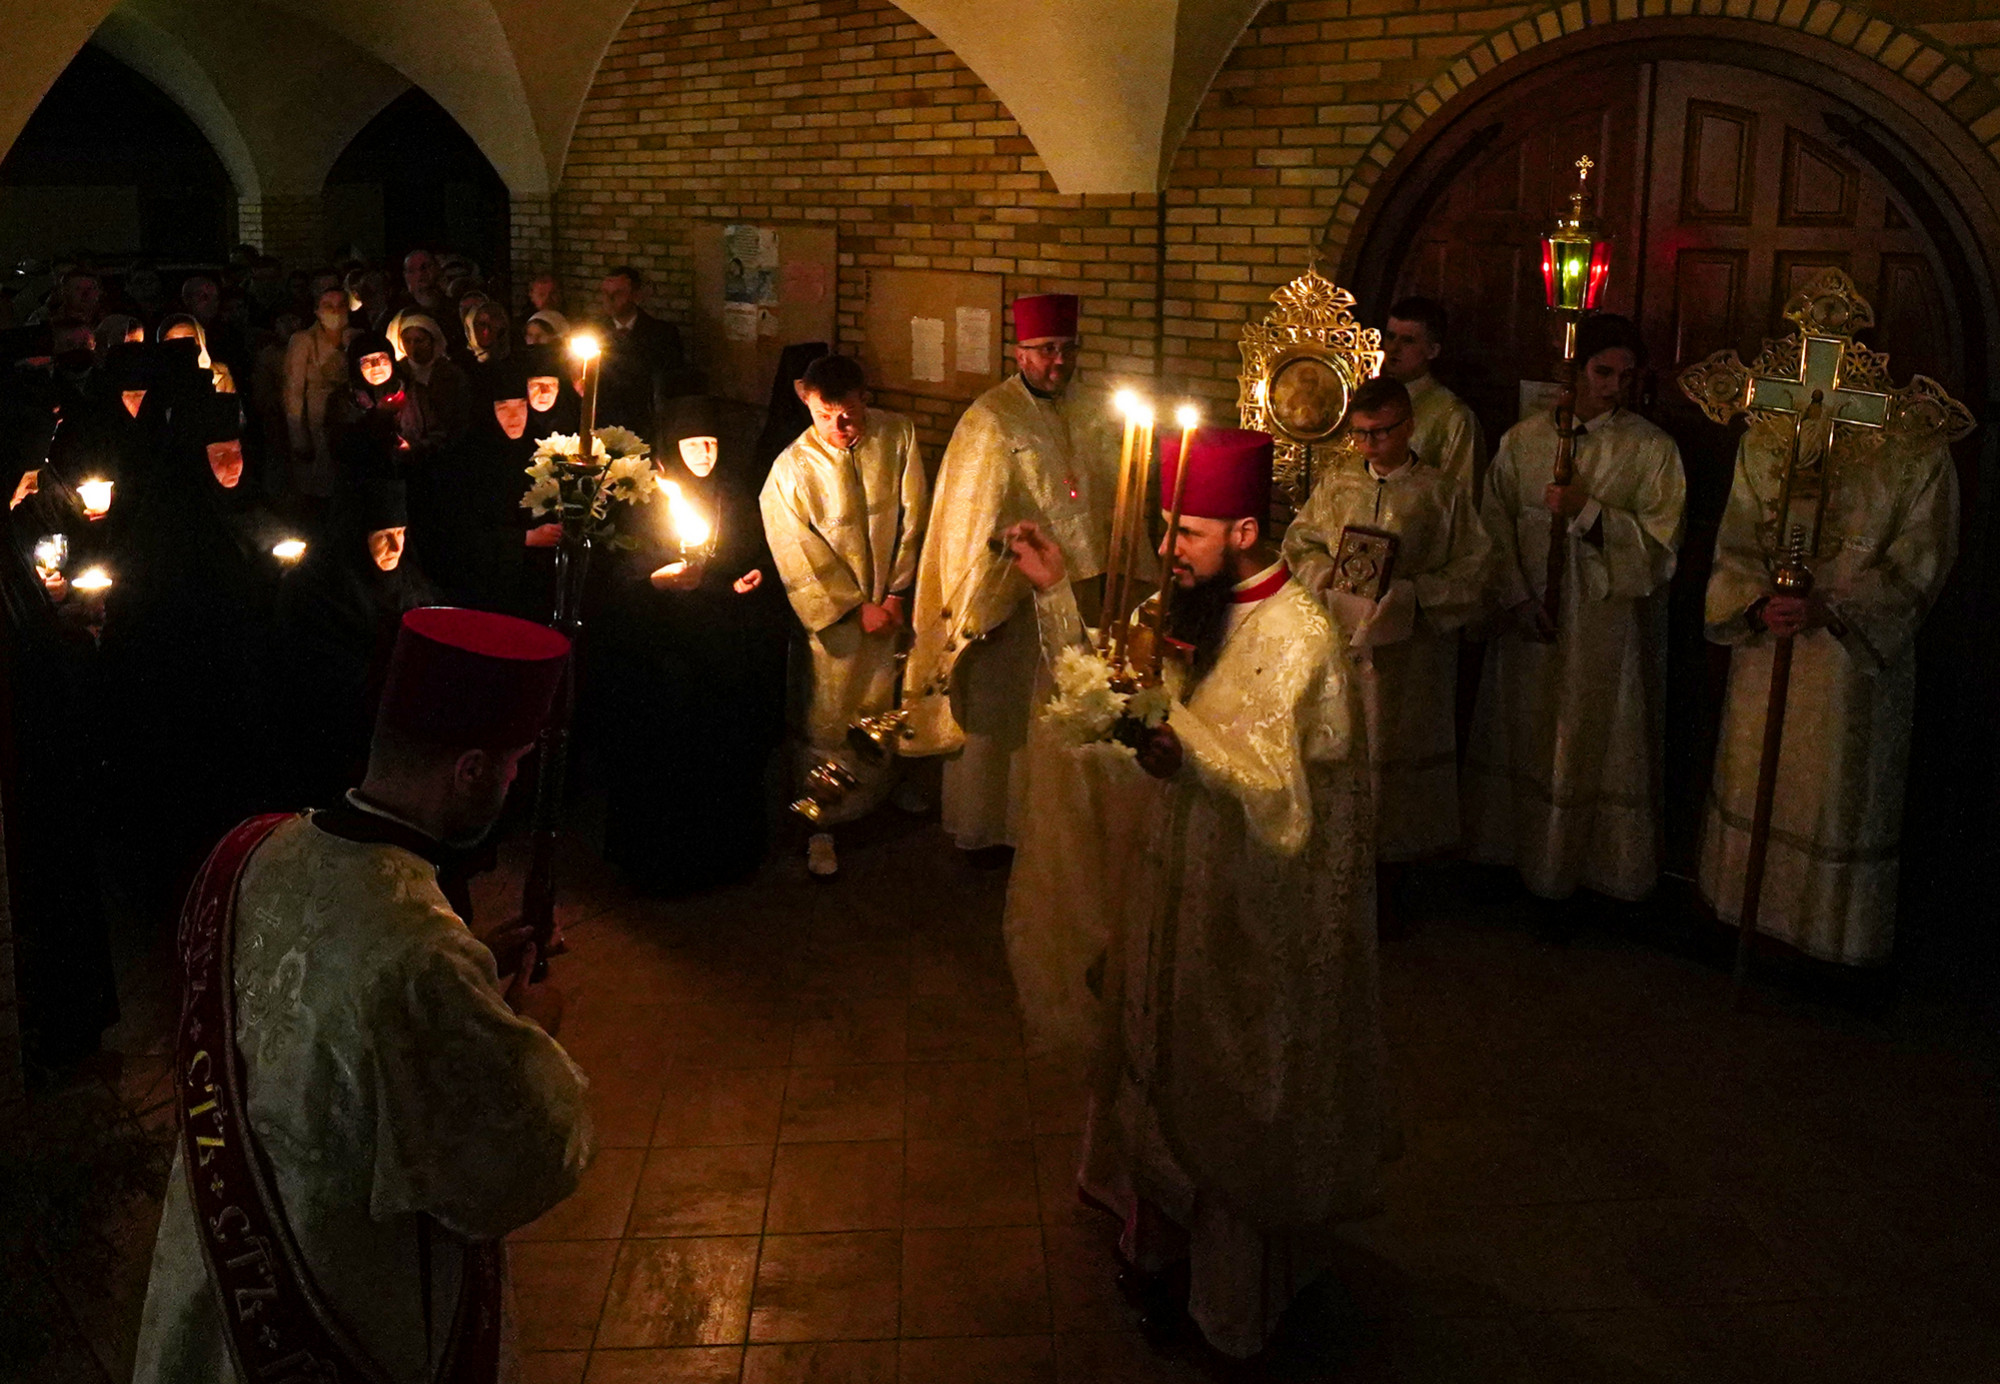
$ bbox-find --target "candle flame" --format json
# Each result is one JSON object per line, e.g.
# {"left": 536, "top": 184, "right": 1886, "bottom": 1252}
{"left": 272, "top": 538, "right": 308, "bottom": 562}
{"left": 78, "top": 477, "right": 114, "bottom": 516}
{"left": 569, "top": 332, "right": 602, "bottom": 362}
{"left": 1174, "top": 404, "right": 1201, "bottom": 430}
{"left": 657, "top": 477, "right": 713, "bottom": 550}
{"left": 73, "top": 566, "right": 112, "bottom": 593}
{"left": 1130, "top": 404, "right": 1154, "bottom": 428}
{"left": 1114, "top": 389, "right": 1142, "bottom": 419}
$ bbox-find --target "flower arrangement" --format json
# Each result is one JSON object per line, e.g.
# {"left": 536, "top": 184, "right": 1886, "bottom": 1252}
{"left": 1042, "top": 645, "right": 1172, "bottom": 753}
{"left": 523, "top": 426, "right": 657, "bottom": 548}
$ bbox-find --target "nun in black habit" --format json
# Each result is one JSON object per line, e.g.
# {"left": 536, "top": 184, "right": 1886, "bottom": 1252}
{"left": 588, "top": 359, "right": 808, "bottom": 894}
{"left": 276, "top": 473, "right": 437, "bottom": 805}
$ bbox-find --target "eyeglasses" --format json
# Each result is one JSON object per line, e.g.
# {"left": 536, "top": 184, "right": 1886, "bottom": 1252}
{"left": 1349, "top": 414, "right": 1414, "bottom": 444}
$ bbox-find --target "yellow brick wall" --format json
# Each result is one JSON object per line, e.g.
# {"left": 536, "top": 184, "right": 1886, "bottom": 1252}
{"left": 555, "top": 0, "right": 2000, "bottom": 443}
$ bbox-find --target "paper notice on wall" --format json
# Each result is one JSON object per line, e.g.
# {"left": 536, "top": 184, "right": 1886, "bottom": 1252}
{"left": 955, "top": 307, "right": 992, "bottom": 376}
{"left": 723, "top": 302, "right": 759, "bottom": 342}
{"left": 724, "top": 223, "right": 779, "bottom": 304}
{"left": 757, "top": 306, "right": 781, "bottom": 339}
{"left": 911, "top": 317, "right": 947, "bottom": 383}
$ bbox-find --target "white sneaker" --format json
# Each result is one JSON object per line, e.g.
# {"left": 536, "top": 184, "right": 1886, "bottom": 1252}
{"left": 806, "top": 833, "right": 838, "bottom": 878}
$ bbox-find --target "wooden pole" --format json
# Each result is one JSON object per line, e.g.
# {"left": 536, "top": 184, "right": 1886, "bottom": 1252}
{"left": 1732, "top": 619, "right": 1796, "bottom": 1002}
{"left": 1541, "top": 315, "right": 1579, "bottom": 633}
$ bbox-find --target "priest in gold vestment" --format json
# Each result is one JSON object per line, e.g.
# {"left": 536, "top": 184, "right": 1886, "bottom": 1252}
{"left": 902, "top": 293, "right": 1120, "bottom": 852}
{"left": 1464, "top": 316, "right": 1686, "bottom": 902}
{"left": 1007, "top": 427, "right": 1383, "bottom": 1360}
{"left": 1697, "top": 421, "right": 1958, "bottom": 965}
{"left": 135, "top": 609, "right": 592, "bottom": 1384}
{"left": 1285, "top": 376, "right": 1492, "bottom": 866}
{"left": 760, "top": 354, "right": 929, "bottom": 874}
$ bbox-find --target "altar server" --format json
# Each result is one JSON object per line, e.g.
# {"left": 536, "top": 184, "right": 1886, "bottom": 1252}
{"left": 1380, "top": 295, "right": 1485, "bottom": 497}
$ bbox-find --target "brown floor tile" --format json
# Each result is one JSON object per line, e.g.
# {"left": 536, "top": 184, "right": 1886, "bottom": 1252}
{"left": 749, "top": 1230, "right": 904, "bottom": 1342}
{"left": 906, "top": 994, "right": 1024, "bottom": 1062}
{"left": 628, "top": 1144, "right": 774, "bottom": 1237}
{"left": 909, "top": 933, "right": 1015, "bottom": 999}
{"left": 1602, "top": 1198, "right": 1794, "bottom": 1306}
{"left": 799, "top": 938, "right": 912, "bottom": 997}
{"left": 1024, "top": 1057, "right": 1088, "bottom": 1137}
{"left": 521, "top": 1351, "right": 588, "bottom": 1384}
{"left": 654, "top": 1065, "right": 789, "bottom": 1147}
{"left": 899, "top": 1335, "right": 1054, "bottom": 1384}
{"left": 781, "top": 1065, "right": 907, "bottom": 1143}
{"left": 666, "top": 1000, "right": 797, "bottom": 1067}
{"left": 744, "top": 1340, "right": 899, "bottom": 1384}
{"left": 596, "top": 1237, "right": 760, "bottom": 1349}
{"left": 901, "top": 1226, "right": 1050, "bottom": 1337}
{"left": 583, "top": 1347, "right": 745, "bottom": 1383}
{"left": 1464, "top": 1203, "right": 1652, "bottom": 1313}
{"left": 511, "top": 1240, "right": 621, "bottom": 1351}
{"left": 767, "top": 1140, "right": 905, "bottom": 1233}
{"left": 792, "top": 994, "right": 909, "bottom": 1064}
{"left": 904, "top": 1060, "right": 1033, "bottom": 1141}
{"left": 1040, "top": 1223, "right": 1132, "bottom": 1333}
{"left": 903, "top": 1140, "right": 1041, "bottom": 1228}
{"left": 1031, "top": 1133, "right": 1091, "bottom": 1229}
{"left": 1384, "top": 1116, "right": 1590, "bottom": 1208}
{"left": 588, "top": 1068, "right": 674, "bottom": 1149}
{"left": 518, "top": 1147, "right": 645, "bottom": 1241}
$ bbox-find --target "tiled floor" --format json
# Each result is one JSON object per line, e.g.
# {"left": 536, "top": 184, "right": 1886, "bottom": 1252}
{"left": 25, "top": 807, "right": 2000, "bottom": 1383}
{"left": 475, "top": 816, "right": 2000, "bottom": 1384}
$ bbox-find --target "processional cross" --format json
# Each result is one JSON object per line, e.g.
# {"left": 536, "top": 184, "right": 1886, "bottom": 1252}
{"left": 1679, "top": 268, "right": 1971, "bottom": 1000}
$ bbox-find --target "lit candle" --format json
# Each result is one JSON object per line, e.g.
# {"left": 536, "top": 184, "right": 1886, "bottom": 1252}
{"left": 78, "top": 477, "right": 114, "bottom": 519}
{"left": 1102, "top": 391, "right": 1145, "bottom": 653}
{"left": 272, "top": 538, "right": 308, "bottom": 564}
{"left": 1153, "top": 405, "right": 1199, "bottom": 631}
{"left": 1111, "top": 402, "right": 1155, "bottom": 668}
{"left": 656, "top": 477, "right": 715, "bottom": 557}
{"left": 72, "top": 566, "right": 113, "bottom": 594}
{"left": 569, "top": 333, "right": 602, "bottom": 469}
{"left": 33, "top": 533, "right": 67, "bottom": 581}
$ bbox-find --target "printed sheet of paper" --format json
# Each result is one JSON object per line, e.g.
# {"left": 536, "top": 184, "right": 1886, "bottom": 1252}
{"left": 911, "top": 317, "right": 947, "bottom": 383}
{"left": 724, "top": 223, "right": 779, "bottom": 305}
{"left": 954, "top": 307, "right": 992, "bottom": 376}
{"left": 722, "top": 302, "right": 759, "bottom": 342}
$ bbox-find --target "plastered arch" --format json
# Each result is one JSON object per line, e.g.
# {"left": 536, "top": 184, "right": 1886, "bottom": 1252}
{"left": 90, "top": 8, "right": 262, "bottom": 197}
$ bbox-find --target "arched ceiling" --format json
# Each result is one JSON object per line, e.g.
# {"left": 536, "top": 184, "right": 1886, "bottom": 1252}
{"left": 2, "top": 0, "right": 1269, "bottom": 201}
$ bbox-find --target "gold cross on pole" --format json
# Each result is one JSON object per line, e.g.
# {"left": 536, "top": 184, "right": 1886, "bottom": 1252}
{"left": 1748, "top": 335, "right": 1888, "bottom": 432}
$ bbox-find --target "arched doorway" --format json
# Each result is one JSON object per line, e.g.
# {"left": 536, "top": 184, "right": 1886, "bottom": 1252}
{"left": 324, "top": 89, "right": 509, "bottom": 278}
{"left": 1342, "top": 25, "right": 2000, "bottom": 972}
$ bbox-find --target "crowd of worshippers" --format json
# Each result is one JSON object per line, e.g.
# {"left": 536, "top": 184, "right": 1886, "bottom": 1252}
{"left": 0, "top": 248, "right": 732, "bottom": 1079}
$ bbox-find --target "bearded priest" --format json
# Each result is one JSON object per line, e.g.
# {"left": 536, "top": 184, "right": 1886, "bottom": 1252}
{"left": 1005, "top": 427, "right": 1384, "bottom": 1361}
{"left": 902, "top": 293, "right": 1120, "bottom": 857}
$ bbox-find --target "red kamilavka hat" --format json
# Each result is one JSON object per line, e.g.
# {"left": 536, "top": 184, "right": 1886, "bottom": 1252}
{"left": 1013, "top": 294, "right": 1079, "bottom": 343}
{"left": 375, "top": 607, "right": 571, "bottom": 751}
{"left": 1159, "top": 427, "right": 1275, "bottom": 523}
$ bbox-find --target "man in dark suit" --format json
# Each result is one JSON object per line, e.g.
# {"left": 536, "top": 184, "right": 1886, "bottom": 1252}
{"left": 595, "top": 265, "right": 698, "bottom": 444}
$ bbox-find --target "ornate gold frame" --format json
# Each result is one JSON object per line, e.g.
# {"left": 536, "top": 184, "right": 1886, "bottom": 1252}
{"left": 1237, "top": 260, "right": 1384, "bottom": 506}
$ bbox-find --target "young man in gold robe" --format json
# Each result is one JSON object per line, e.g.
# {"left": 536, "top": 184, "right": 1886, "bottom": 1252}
{"left": 1006, "top": 427, "right": 1383, "bottom": 1361}
{"left": 760, "top": 353, "right": 929, "bottom": 877}
{"left": 134, "top": 608, "right": 592, "bottom": 1384}
{"left": 1284, "top": 375, "right": 1492, "bottom": 918}
{"left": 1464, "top": 314, "right": 1686, "bottom": 904}
{"left": 1381, "top": 295, "right": 1485, "bottom": 498}
{"left": 1697, "top": 416, "right": 1958, "bottom": 967}
{"left": 902, "top": 293, "right": 1121, "bottom": 856}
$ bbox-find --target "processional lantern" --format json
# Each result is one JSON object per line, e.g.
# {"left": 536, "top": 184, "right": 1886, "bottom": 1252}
{"left": 1537, "top": 154, "right": 1613, "bottom": 629}
{"left": 1679, "top": 268, "right": 1973, "bottom": 999}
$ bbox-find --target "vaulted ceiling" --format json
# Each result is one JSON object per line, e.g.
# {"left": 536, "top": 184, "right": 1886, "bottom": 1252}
{"left": 4, "top": 0, "right": 1271, "bottom": 198}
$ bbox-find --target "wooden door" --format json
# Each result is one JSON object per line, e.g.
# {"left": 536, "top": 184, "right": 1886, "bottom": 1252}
{"left": 1385, "top": 56, "right": 1962, "bottom": 874}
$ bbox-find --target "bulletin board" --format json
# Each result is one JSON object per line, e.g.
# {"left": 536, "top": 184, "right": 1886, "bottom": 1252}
{"left": 693, "top": 222, "right": 838, "bottom": 406}
{"left": 860, "top": 268, "right": 1004, "bottom": 402}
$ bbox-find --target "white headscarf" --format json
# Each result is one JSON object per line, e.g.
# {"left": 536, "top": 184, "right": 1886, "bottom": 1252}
{"left": 525, "top": 310, "right": 570, "bottom": 345}
{"left": 386, "top": 311, "right": 447, "bottom": 384}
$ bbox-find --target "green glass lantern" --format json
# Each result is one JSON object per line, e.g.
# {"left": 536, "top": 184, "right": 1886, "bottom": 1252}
{"left": 1541, "top": 155, "right": 1611, "bottom": 316}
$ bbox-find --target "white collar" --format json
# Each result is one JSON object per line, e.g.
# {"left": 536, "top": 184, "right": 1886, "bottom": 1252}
{"left": 1232, "top": 558, "right": 1287, "bottom": 597}
{"left": 1403, "top": 371, "right": 1436, "bottom": 399}
{"left": 344, "top": 789, "right": 438, "bottom": 842}
{"left": 1576, "top": 406, "right": 1620, "bottom": 434}
{"left": 613, "top": 312, "right": 639, "bottom": 331}
{"left": 1368, "top": 450, "right": 1417, "bottom": 482}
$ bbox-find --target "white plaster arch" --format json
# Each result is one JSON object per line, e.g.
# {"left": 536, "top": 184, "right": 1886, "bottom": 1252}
{"left": 90, "top": 9, "right": 264, "bottom": 198}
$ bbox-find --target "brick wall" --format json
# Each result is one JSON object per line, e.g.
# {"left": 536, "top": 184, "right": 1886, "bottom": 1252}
{"left": 556, "top": 0, "right": 2000, "bottom": 438}
{"left": 240, "top": 194, "right": 328, "bottom": 268}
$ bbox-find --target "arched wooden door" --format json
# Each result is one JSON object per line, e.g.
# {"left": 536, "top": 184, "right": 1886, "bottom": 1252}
{"left": 1366, "top": 51, "right": 1965, "bottom": 875}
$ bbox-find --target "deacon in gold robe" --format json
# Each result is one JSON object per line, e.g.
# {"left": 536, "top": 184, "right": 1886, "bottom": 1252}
{"left": 1382, "top": 295, "right": 1485, "bottom": 497}
{"left": 902, "top": 293, "right": 1120, "bottom": 853}
{"left": 760, "top": 354, "right": 929, "bottom": 876}
{"left": 1697, "top": 421, "right": 1958, "bottom": 965}
{"left": 1007, "top": 427, "right": 1382, "bottom": 1361}
{"left": 134, "top": 609, "right": 592, "bottom": 1384}
{"left": 1285, "top": 376, "right": 1492, "bottom": 869}
{"left": 1464, "top": 315, "right": 1686, "bottom": 903}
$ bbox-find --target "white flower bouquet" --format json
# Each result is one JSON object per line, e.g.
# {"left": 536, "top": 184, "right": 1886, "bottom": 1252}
{"left": 1042, "top": 645, "right": 1172, "bottom": 753}
{"left": 523, "top": 426, "right": 657, "bottom": 549}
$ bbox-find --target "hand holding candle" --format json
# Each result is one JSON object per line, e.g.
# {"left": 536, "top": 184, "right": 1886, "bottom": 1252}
{"left": 78, "top": 477, "right": 114, "bottom": 520}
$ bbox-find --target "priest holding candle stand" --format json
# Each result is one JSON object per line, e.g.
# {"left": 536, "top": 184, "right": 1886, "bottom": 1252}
{"left": 903, "top": 292, "right": 1122, "bottom": 859}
